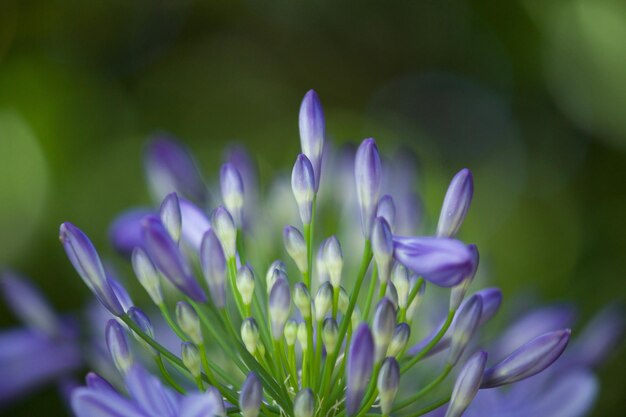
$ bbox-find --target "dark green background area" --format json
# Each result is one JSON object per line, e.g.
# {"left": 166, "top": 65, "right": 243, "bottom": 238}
{"left": 0, "top": 1, "right": 624, "bottom": 415}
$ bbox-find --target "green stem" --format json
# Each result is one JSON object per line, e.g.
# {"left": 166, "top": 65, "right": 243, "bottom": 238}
{"left": 403, "top": 396, "right": 451, "bottom": 417}
{"left": 362, "top": 265, "right": 378, "bottom": 320}
{"left": 393, "top": 364, "right": 453, "bottom": 412}
{"left": 227, "top": 257, "right": 246, "bottom": 318}
{"left": 155, "top": 355, "right": 185, "bottom": 394}
{"left": 401, "top": 309, "right": 456, "bottom": 374}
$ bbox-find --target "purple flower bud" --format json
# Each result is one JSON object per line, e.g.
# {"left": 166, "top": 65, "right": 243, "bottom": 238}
{"left": 179, "top": 198, "right": 211, "bottom": 252}
{"left": 377, "top": 357, "right": 400, "bottom": 415}
{"left": 108, "top": 208, "right": 152, "bottom": 256}
{"left": 323, "top": 236, "right": 343, "bottom": 288}
{"left": 445, "top": 351, "right": 487, "bottom": 417}
{"left": 448, "top": 294, "right": 483, "bottom": 365}
{"left": 142, "top": 217, "right": 206, "bottom": 302}
{"left": 225, "top": 145, "right": 258, "bottom": 228}
{"left": 316, "top": 243, "right": 329, "bottom": 284}
{"left": 0, "top": 272, "right": 60, "bottom": 336}
{"left": 496, "top": 305, "right": 575, "bottom": 358}
{"left": 108, "top": 276, "right": 134, "bottom": 313}
{"left": 200, "top": 229, "right": 227, "bottom": 308}
{"left": 269, "top": 277, "right": 291, "bottom": 340}
{"left": 176, "top": 301, "right": 203, "bottom": 345}
{"left": 372, "top": 217, "right": 393, "bottom": 283}
{"left": 105, "top": 320, "right": 133, "bottom": 375}
{"left": 131, "top": 247, "right": 163, "bottom": 306}
{"left": 60, "top": 222, "right": 124, "bottom": 316}
{"left": 240, "top": 372, "right": 262, "bottom": 417}
{"left": 211, "top": 206, "right": 237, "bottom": 259}
{"left": 128, "top": 307, "right": 156, "bottom": 354}
{"left": 449, "top": 244, "right": 479, "bottom": 310}
{"left": 437, "top": 168, "right": 473, "bottom": 238}
{"left": 144, "top": 136, "right": 207, "bottom": 205}
{"left": 387, "top": 323, "right": 411, "bottom": 357}
{"left": 291, "top": 154, "right": 316, "bottom": 224}
{"left": 284, "top": 226, "right": 308, "bottom": 273}
{"left": 159, "top": 193, "right": 182, "bottom": 243}
{"left": 481, "top": 329, "right": 571, "bottom": 388}
{"left": 294, "top": 388, "right": 315, "bottom": 417}
{"left": 372, "top": 298, "right": 396, "bottom": 362}
{"left": 355, "top": 138, "right": 382, "bottom": 238}
{"left": 346, "top": 324, "right": 374, "bottom": 416}
{"left": 393, "top": 236, "right": 475, "bottom": 287}
{"left": 85, "top": 372, "right": 115, "bottom": 393}
{"left": 220, "top": 162, "right": 245, "bottom": 227}
{"left": 474, "top": 287, "right": 502, "bottom": 327}
{"left": 299, "top": 90, "right": 325, "bottom": 191}
{"left": 266, "top": 260, "right": 287, "bottom": 294}
{"left": 376, "top": 195, "right": 396, "bottom": 231}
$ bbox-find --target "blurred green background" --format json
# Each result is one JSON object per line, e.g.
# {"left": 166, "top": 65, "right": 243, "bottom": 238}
{"left": 0, "top": 0, "right": 625, "bottom": 415}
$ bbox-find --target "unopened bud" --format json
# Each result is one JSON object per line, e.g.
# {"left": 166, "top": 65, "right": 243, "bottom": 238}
{"left": 160, "top": 193, "right": 182, "bottom": 243}
{"left": 314, "top": 281, "right": 333, "bottom": 322}
{"left": 241, "top": 318, "right": 260, "bottom": 354}
{"left": 323, "top": 236, "right": 343, "bottom": 288}
{"left": 294, "top": 282, "right": 312, "bottom": 319}
{"left": 106, "top": 320, "right": 133, "bottom": 375}
{"left": 176, "top": 301, "right": 202, "bottom": 345}
{"left": 294, "top": 388, "right": 315, "bottom": 417}
{"left": 131, "top": 248, "right": 163, "bottom": 306}
{"left": 297, "top": 322, "right": 308, "bottom": 350}
{"left": 387, "top": 323, "right": 410, "bottom": 357}
{"left": 284, "top": 226, "right": 308, "bottom": 273}
{"left": 211, "top": 206, "right": 237, "bottom": 259}
{"left": 322, "top": 318, "right": 339, "bottom": 353}
{"left": 181, "top": 342, "right": 201, "bottom": 379}
{"left": 284, "top": 320, "right": 298, "bottom": 346}
{"left": 237, "top": 264, "right": 256, "bottom": 306}
{"left": 377, "top": 357, "right": 400, "bottom": 415}
{"left": 372, "top": 299, "right": 396, "bottom": 362}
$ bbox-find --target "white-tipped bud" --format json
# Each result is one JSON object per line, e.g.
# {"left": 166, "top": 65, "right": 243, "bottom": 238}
{"left": 378, "top": 357, "right": 400, "bottom": 415}
{"left": 176, "top": 301, "right": 203, "bottom": 345}
{"left": 387, "top": 323, "right": 410, "bottom": 357}
{"left": 294, "top": 388, "right": 315, "bottom": 417}
{"left": 391, "top": 263, "right": 409, "bottom": 309}
{"left": 291, "top": 154, "right": 315, "bottom": 225}
{"left": 236, "top": 264, "right": 255, "bottom": 306}
{"left": 284, "top": 319, "right": 298, "bottom": 346}
{"left": 293, "top": 282, "right": 312, "bottom": 319}
{"left": 283, "top": 226, "right": 308, "bottom": 273}
{"left": 323, "top": 236, "right": 343, "bottom": 288}
{"left": 314, "top": 281, "right": 333, "bottom": 322}
{"left": 316, "top": 244, "right": 329, "bottom": 283}
{"left": 181, "top": 342, "right": 201, "bottom": 379}
{"left": 131, "top": 248, "right": 163, "bottom": 306}
{"left": 385, "top": 281, "right": 399, "bottom": 311}
{"left": 297, "top": 322, "right": 308, "bottom": 351}
{"left": 241, "top": 318, "right": 260, "bottom": 354}
{"left": 266, "top": 260, "right": 287, "bottom": 294}
{"left": 220, "top": 163, "right": 245, "bottom": 227}
{"left": 211, "top": 206, "right": 237, "bottom": 259}
{"left": 373, "top": 299, "right": 396, "bottom": 362}
{"left": 322, "top": 318, "right": 339, "bottom": 353}
{"left": 106, "top": 320, "right": 133, "bottom": 376}
{"left": 257, "top": 341, "right": 266, "bottom": 357}
{"left": 160, "top": 193, "right": 182, "bottom": 243}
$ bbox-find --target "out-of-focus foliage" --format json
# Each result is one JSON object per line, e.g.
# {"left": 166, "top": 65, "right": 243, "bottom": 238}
{"left": 0, "top": 0, "right": 624, "bottom": 415}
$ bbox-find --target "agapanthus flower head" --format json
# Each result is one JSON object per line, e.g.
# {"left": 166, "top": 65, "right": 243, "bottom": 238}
{"left": 220, "top": 162, "right": 245, "bottom": 227}
{"left": 47, "top": 90, "right": 591, "bottom": 417}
